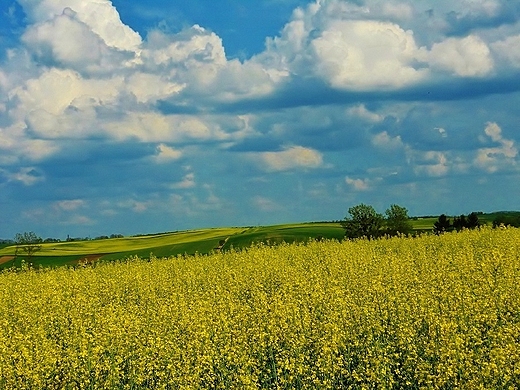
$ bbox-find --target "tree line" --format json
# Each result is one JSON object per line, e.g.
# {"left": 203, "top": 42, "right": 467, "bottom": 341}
{"left": 341, "top": 204, "right": 414, "bottom": 239}
{"left": 432, "top": 212, "right": 481, "bottom": 234}
{"left": 342, "top": 204, "right": 487, "bottom": 239}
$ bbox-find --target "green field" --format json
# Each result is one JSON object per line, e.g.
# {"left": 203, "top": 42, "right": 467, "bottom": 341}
{"left": 0, "top": 223, "right": 346, "bottom": 269}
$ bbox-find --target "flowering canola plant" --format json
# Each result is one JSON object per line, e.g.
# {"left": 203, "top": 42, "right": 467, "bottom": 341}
{"left": 0, "top": 226, "right": 519, "bottom": 389}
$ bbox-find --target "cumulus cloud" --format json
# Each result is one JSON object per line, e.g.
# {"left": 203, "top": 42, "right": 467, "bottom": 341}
{"left": 413, "top": 151, "right": 450, "bottom": 177}
{"left": 492, "top": 35, "right": 520, "bottom": 68}
{"left": 17, "top": 0, "right": 142, "bottom": 51}
{"left": 474, "top": 122, "right": 517, "bottom": 172}
{"left": 420, "top": 35, "right": 494, "bottom": 77}
{"left": 2, "top": 0, "right": 520, "bottom": 237}
{"left": 170, "top": 173, "right": 196, "bottom": 189}
{"left": 253, "top": 146, "right": 324, "bottom": 172}
{"left": 154, "top": 144, "right": 183, "bottom": 163}
{"left": 345, "top": 177, "right": 371, "bottom": 191}
{"left": 347, "top": 105, "right": 384, "bottom": 123}
{"left": 372, "top": 131, "right": 404, "bottom": 150}
{"left": 21, "top": 8, "right": 133, "bottom": 75}
{"left": 310, "top": 20, "right": 426, "bottom": 90}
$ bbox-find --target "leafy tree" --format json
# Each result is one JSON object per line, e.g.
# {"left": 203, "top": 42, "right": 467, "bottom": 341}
{"left": 466, "top": 212, "right": 481, "bottom": 229}
{"left": 385, "top": 204, "right": 413, "bottom": 236}
{"left": 493, "top": 214, "right": 520, "bottom": 228}
{"left": 452, "top": 214, "right": 468, "bottom": 232}
{"left": 341, "top": 204, "right": 384, "bottom": 239}
{"left": 433, "top": 214, "right": 451, "bottom": 234}
{"left": 14, "top": 232, "right": 43, "bottom": 262}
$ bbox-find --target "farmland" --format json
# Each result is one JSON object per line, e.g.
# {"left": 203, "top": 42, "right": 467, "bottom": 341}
{"left": 0, "top": 223, "right": 346, "bottom": 269}
{"left": 0, "top": 213, "right": 508, "bottom": 269}
{"left": 0, "top": 226, "right": 519, "bottom": 388}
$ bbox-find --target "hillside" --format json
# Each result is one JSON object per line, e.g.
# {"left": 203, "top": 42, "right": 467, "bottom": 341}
{"left": 0, "top": 223, "right": 345, "bottom": 269}
{"left": 0, "top": 212, "right": 515, "bottom": 269}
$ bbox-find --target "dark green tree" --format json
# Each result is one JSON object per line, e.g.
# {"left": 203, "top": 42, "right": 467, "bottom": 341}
{"left": 433, "top": 214, "right": 451, "bottom": 234}
{"left": 492, "top": 214, "right": 520, "bottom": 228}
{"left": 466, "top": 212, "right": 481, "bottom": 229}
{"left": 14, "top": 232, "right": 43, "bottom": 263}
{"left": 341, "top": 204, "right": 384, "bottom": 239}
{"left": 384, "top": 204, "right": 413, "bottom": 236}
{"left": 452, "top": 214, "right": 468, "bottom": 232}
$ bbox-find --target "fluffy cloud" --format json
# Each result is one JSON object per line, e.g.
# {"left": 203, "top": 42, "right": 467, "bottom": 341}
{"left": 412, "top": 151, "right": 450, "bottom": 177}
{"left": 154, "top": 144, "right": 183, "bottom": 163}
{"left": 257, "top": 2, "right": 428, "bottom": 90}
{"left": 2, "top": 0, "right": 520, "bottom": 237}
{"left": 492, "top": 35, "right": 520, "bottom": 68}
{"left": 253, "top": 146, "right": 324, "bottom": 172}
{"left": 345, "top": 177, "right": 371, "bottom": 191}
{"left": 170, "top": 173, "right": 196, "bottom": 189}
{"left": 421, "top": 35, "right": 494, "bottom": 77}
{"left": 372, "top": 131, "right": 404, "bottom": 150}
{"left": 17, "top": 0, "right": 142, "bottom": 51}
{"left": 474, "top": 122, "right": 517, "bottom": 172}
{"left": 0, "top": 167, "right": 45, "bottom": 185}
{"left": 21, "top": 8, "right": 133, "bottom": 75}
{"left": 310, "top": 20, "right": 426, "bottom": 90}
{"left": 347, "top": 105, "right": 384, "bottom": 123}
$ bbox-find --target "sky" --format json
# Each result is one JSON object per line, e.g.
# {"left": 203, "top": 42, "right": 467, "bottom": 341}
{"left": 1, "top": 0, "right": 520, "bottom": 240}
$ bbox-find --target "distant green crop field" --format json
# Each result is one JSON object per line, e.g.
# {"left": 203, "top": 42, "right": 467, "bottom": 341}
{"left": 0, "top": 227, "right": 245, "bottom": 269}
{"left": 0, "top": 224, "right": 345, "bottom": 269}
{"left": 410, "top": 217, "right": 437, "bottom": 230}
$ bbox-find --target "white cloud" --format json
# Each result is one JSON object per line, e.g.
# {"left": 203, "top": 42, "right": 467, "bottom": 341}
{"left": 54, "top": 199, "right": 86, "bottom": 211}
{"left": 310, "top": 20, "right": 426, "bottom": 90}
{"left": 0, "top": 124, "right": 60, "bottom": 162}
{"left": 2, "top": 167, "right": 45, "bottom": 185}
{"left": 411, "top": 151, "right": 450, "bottom": 177}
{"left": 17, "top": 0, "right": 142, "bottom": 51}
{"left": 142, "top": 28, "right": 276, "bottom": 101}
{"left": 492, "top": 35, "right": 520, "bottom": 68}
{"left": 435, "top": 127, "right": 448, "bottom": 138}
{"left": 21, "top": 9, "right": 132, "bottom": 75}
{"left": 117, "top": 199, "right": 150, "bottom": 213}
{"left": 254, "top": 146, "right": 324, "bottom": 172}
{"left": 170, "top": 173, "right": 196, "bottom": 189}
{"left": 345, "top": 177, "right": 371, "bottom": 191}
{"left": 107, "top": 113, "right": 229, "bottom": 143}
{"left": 347, "top": 105, "right": 384, "bottom": 123}
{"left": 421, "top": 35, "right": 494, "bottom": 77}
{"left": 474, "top": 122, "right": 517, "bottom": 173}
{"left": 11, "top": 68, "right": 123, "bottom": 139}
{"left": 126, "top": 72, "right": 185, "bottom": 103}
{"left": 154, "top": 144, "right": 183, "bottom": 164}
{"left": 372, "top": 131, "right": 404, "bottom": 150}
{"left": 381, "top": 2, "right": 414, "bottom": 20}
{"left": 460, "top": 0, "right": 501, "bottom": 17}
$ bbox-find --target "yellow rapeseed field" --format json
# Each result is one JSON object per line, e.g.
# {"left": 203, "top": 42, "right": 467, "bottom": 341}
{"left": 0, "top": 226, "right": 519, "bottom": 389}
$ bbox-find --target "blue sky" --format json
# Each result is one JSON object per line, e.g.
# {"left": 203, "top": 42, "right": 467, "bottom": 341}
{"left": 1, "top": 0, "right": 520, "bottom": 239}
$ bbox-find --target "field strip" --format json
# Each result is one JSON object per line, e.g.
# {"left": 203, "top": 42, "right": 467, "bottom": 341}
{"left": 0, "top": 256, "right": 15, "bottom": 265}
